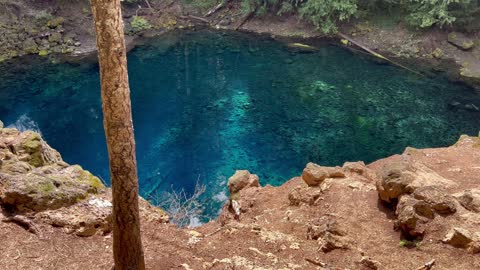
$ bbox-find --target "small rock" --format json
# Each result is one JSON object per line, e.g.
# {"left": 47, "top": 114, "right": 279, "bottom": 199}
{"left": 288, "top": 186, "right": 321, "bottom": 206}
{"left": 48, "top": 32, "right": 62, "bottom": 43}
{"left": 47, "top": 17, "right": 65, "bottom": 29}
{"left": 413, "top": 186, "right": 456, "bottom": 214}
{"left": 307, "top": 216, "right": 351, "bottom": 252}
{"left": 302, "top": 163, "right": 345, "bottom": 187}
{"left": 74, "top": 41, "right": 82, "bottom": 47}
{"left": 448, "top": 32, "right": 475, "bottom": 50}
{"left": 395, "top": 195, "right": 432, "bottom": 237}
{"left": 443, "top": 227, "right": 473, "bottom": 248}
{"left": 359, "top": 256, "right": 381, "bottom": 270}
{"left": 343, "top": 161, "right": 366, "bottom": 174}
{"left": 0, "top": 120, "right": 3, "bottom": 129}
{"left": 227, "top": 170, "right": 259, "bottom": 195}
{"left": 432, "top": 48, "right": 443, "bottom": 58}
{"left": 302, "top": 163, "right": 329, "bottom": 186}
{"left": 455, "top": 189, "right": 480, "bottom": 213}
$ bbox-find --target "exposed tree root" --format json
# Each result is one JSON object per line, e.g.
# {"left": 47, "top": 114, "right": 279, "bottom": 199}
{"left": 2, "top": 215, "right": 40, "bottom": 235}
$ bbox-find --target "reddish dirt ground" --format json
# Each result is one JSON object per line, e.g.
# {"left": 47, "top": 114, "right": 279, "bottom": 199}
{"left": 1, "top": 135, "right": 480, "bottom": 269}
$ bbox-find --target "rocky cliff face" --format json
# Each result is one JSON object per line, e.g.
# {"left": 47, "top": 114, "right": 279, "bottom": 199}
{"left": 1, "top": 125, "right": 479, "bottom": 269}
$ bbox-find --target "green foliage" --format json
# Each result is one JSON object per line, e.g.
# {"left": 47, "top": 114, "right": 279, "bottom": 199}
{"left": 401, "top": 0, "right": 468, "bottom": 28}
{"left": 234, "top": 0, "right": 480, "bottom": 32}
{"left": 181, "top": 0, "right": 218, "bottom": 10}
{"left": 130, "top": 16, "right": 152, "bottom": 33}
{"left": 299, "top": 0, "right": 357, "bottom": 33}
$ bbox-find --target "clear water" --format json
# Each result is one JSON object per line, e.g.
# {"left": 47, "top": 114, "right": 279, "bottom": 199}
{"left": 1, "top": 30, "right": 479, "bottom": 221}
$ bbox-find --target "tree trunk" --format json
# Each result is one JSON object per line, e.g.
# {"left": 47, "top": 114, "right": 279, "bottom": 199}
{"left": 90, "top": 1, "right": 145, "bottom": 269}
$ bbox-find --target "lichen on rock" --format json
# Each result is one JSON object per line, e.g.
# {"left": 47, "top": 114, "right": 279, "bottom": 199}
{"left": 0, "top": 128, "right": 104, "bottom": 213}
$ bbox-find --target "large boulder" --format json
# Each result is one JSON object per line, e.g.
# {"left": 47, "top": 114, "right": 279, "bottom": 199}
{"left": 454, "top": 189, "right": 480, "bottom": 213}
{"left": 395, "top": 195, "right": 433, "bottom": 237}
{"left": 376, "top": 161, "right": 415, "bottom": 203}
{"left": 227, "top": 170, "right": 259, "bottom": 196}
{"left": 376, "top": 161, "right": 456, "bottom": 203}
{"left": 0, "top": 165, "right": 104, "bottom": 212}
{"left": 442, "top": 227, "right": 480, "bottom": 253}
{"left": 302, "top": 163, "right": 345, "bottom": 187}
{"left": 447, "top": 32, "right": 475, "bottom": 50}
{"left": 0, "top": 129, "right": 62, "bottom": 168}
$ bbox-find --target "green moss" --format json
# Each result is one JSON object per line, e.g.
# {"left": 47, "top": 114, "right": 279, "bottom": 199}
{"left": 22, "top": 133, "right": 44, "bottom": 167}
{"left": 47, "top": 17, "right": 65, "bottom": 29}
{"left": 38, "top": 50, "right": 49, "bottom": 56}
{"left": 79, "top": 169, "right": 105, "bottom": 193}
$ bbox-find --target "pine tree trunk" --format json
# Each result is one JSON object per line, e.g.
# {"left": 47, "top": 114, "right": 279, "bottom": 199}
{"left": 90, "top": 1, "right": 145, "bottom": 269}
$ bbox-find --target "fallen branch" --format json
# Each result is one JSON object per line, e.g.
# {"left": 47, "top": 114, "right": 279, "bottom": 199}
{"left": 179, "top": 15, "right": 210, "bottom": 24}
{"left": 204, "top": 1, "right": 228, "bottom": 17}
{"left": 338, "top": 32, "right": 424, "bottom": 77}
{"left": 2, "top": 215, "right": 40, "bottom": 235}
{"left": 416, "top": 259, "right": 435, "bottom": 270}
{"left": 144, "top": 0, "right": 153, "bottom": 9}
{"left": 305, "top": 258, "right": 326, "bottom": 267}
{"left": 234, "top": 10, "right": 255, "bottom": 30}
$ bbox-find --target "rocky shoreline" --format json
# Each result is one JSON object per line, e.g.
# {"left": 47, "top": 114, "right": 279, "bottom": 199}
{"left": 1, "top": 1, "right": 479, "bottom": 91}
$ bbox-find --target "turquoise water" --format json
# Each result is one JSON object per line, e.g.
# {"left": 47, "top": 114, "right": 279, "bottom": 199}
{"left": 0, "top": 30, "right": 479, "bottom": 222}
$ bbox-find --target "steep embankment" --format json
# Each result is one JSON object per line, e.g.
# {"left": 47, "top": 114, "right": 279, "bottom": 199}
{"left": 1, "top": 123, "right": 479, "bottom": 269}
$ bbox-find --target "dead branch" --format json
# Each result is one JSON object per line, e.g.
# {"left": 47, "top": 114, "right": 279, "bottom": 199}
{"left": 305, "top": 258, "right": 326, "bottom": 267}
{"left": 204, "top": 0, "right": 229, "bottom": 17}
{"left": 416, "top": 259, "right": 435, "bottom": 270}
{"left": 338, "top": 32, "right": 424, "bottom": 77}
{"left": 179, "top": 15, "right": 210, "bottom": 24}
{"left": 234, "top": 10, "right": 255, "bottom": 30}
{"left": 2, "top": 215, "right": 40, "bottom": 235}
{"left": 156, "top": 176, "right": 207, "bottom": 227}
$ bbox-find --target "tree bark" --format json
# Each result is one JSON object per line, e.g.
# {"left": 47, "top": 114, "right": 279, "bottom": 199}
{"left": 90, "top": 1, "right": 145, "bottom": 269}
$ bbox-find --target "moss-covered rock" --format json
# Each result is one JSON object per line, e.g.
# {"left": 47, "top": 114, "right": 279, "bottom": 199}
{"left": 38, "top": 49, "right": 49, "bottom": 56}
{"left": 48, "top": 32, "right": 62, "bottom": 44}
{"left": 47, "top": 17, "right": 65, "bottom": 29}
{"left": 0, "top": 166, "right": 105, "bottom": 212}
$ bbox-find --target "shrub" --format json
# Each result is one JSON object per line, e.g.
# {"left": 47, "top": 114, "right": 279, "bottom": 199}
{"left": 300, "top": 0, "right": 358, "bottom": 33}
{"left": 130, "top": 16, "right": 152, "bottom": 33}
